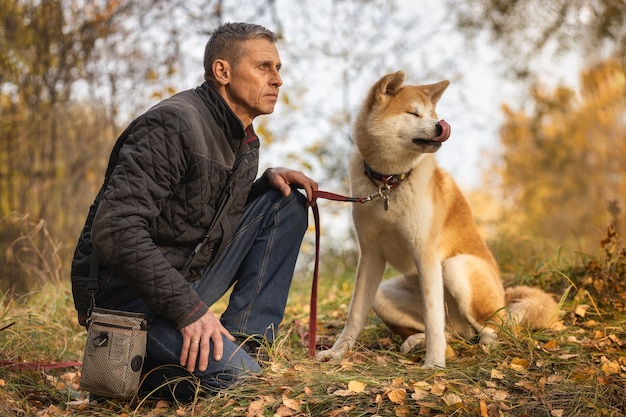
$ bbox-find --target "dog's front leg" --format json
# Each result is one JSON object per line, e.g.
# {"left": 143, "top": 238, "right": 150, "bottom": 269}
{"left": 417, "top": 255, "right": 447, "bottom": 368}
{"left": 316, "top": 253, "right": 386, "bottom": 363}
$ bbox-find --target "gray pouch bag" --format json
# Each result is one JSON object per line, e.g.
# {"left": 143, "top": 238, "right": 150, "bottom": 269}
{"left": 79, "top": 308, "right": 149, "bottom": 399}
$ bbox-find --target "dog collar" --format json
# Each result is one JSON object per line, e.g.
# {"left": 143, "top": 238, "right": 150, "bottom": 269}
{"left": 362, "top": 161, "right": 411, "bottom": 211}
{"left": 363, "top": 161, "right": 411, "bottom": 189}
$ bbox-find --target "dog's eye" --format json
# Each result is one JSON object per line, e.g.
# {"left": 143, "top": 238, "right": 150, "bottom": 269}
{"left": 407, "top": 111, "right": 421, "bottom": 118}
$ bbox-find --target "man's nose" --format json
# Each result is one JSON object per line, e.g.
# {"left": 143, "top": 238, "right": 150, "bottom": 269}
{"left": 271, "top": 69, "right": 283, "bottom": 87}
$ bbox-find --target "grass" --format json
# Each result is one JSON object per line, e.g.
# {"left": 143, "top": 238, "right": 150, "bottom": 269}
{"left": 0, "top": 228, "right": 625, "bottom": 416}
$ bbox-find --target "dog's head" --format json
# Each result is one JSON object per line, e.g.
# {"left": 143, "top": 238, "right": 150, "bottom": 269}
{"left": 354, "top": 71, "right": 450, "bottom": 170}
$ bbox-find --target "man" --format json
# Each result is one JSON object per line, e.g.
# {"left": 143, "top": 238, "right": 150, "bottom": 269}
{"left": 71, "top": 22, "right": 318, "bottom": 396}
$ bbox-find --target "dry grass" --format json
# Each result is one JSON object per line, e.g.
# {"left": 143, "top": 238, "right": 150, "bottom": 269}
{"left": 0, "top": 229, "right": 625, "bottom": 416}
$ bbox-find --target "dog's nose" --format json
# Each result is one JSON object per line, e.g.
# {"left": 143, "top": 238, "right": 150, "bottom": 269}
{"left": 436, "top": 123, "right": 443, "bottom": 137}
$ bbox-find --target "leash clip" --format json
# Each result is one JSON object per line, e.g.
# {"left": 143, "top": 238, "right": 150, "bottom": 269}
{"left": 378, "top": 183, "right": 391, "bottom": 210}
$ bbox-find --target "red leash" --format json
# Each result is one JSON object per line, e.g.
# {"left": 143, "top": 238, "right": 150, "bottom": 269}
{"left": 0, "top": 360, "right": 82, "bottom": 370}
{"left": 307, "top": 189, "right": 371, "bottom": 357}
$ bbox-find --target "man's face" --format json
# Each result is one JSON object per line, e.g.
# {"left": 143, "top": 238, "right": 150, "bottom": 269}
{"left": 222, "top": 38, "right": 283, "bottom": 127}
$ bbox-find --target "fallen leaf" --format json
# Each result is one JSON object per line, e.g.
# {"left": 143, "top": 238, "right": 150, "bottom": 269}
{"left": 510, "top": 357, "right": 529, "bottom": 371}
{"left": 443, "top": 392, "right": 462, "bottom": 406}
{"left": 276, "top": 404, "right": 297, "bottom": 416}
{"left": 601, "top": 358, "right": 621, "bottom": 375}
{"left": 332, "top": 389, "right": 356, "bottom": 397}
{"left": 479, "top": 399, "right": 489, "bottom": 417}
{"left": 493, "top": 390, "right": 509, "bottom": 401}
{"left": 391, "top": 377, "right": 405, "bottom": 387}
{"left": 542, "top": 340, "right": 559, "bottom": 351}
{"left": 328, "top": 405, "right": 355, "bottom": 416}
{"left": 547, "top": 374, "right": 565, "bottom": 384}
{"left": 348, "top": 380, "right": 367, "bottom": 393}
{"left": 150, "top": 400, "right": 170, "bottom": 415}
{"left": 411, "top": 390, "right": 429, "bottom": 401}
{"left": 575, "top": 304, "right": 589, "bottom": 317}
{"left": 490, "top": 369, "right": 505, "bottom": 380}
{"left": 430, "top": 382, "right": 447, "bottom": 396}
{"left": 387, "top": 388, "right": 407, "bottom": 404}
{"left": 582, "top": 320, "right": 597, "bottom": 328}
{"left": 445, "top": 344, "right": 456, "bottom": 359}
{"left": 515, "top": 380, "right": 535, "bottom": 392}
{"left": 282, "top": 394, "right": 302, "bottom": 412}
{"left": 551, "top": 410, "right": 564, "bottom": 417}
{"left": 395, "top": 405, "right": 411, "bottom": 416}
{"left": 246, "top": 396, "right": 274, "bottom": 417}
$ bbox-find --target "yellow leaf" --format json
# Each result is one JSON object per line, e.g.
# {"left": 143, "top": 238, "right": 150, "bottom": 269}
{"left": 542, "top": 340, "right": 559, "bottom": 351}
{"left": 394, "top": 405, "right": 411, "bottom": 416}
{"left": 601, "top": 359, "right": 621, "bottom": 375}
{"left": 479, "top": 399, "right": 489, "bottom": 417}
{"left": 510, "top": 357, "right": 529, "bottom": 371}
{"left": 490, "top": 369, "right": 505, "bottom": 380}
{"left": 575, "top": 304, "right": 589, "bottom": 317}
{"left": 391, "top": 377, "right": 404, "bottom": 387}
{"left": 387, "top": 388, "right": 407, "bottom": 404}
{"left": 348, "top": 380, "right": 367, "bottom": 393}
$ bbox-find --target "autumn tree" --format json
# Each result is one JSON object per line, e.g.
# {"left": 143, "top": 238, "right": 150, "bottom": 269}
{"left": 495, "top": 59, "right": 626, "bottom": 252}
{"left": 451, "top": 0, "right": 626, "bottom": 82}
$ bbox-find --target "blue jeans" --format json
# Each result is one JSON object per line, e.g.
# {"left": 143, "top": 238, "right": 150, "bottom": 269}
{"left": 117, "top": 187, "right": 308, "bottom": 397}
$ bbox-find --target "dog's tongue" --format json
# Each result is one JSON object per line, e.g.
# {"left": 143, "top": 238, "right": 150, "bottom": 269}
{"left": 432, "top": 119, "right": 451, "bottom": 143}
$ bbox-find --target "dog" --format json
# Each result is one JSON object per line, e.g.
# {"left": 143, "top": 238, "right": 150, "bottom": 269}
{"left": 316, "top": 71, "right": 558, "bottom": 368}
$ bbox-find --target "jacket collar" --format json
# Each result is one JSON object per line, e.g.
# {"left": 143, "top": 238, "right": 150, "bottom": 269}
{"left": 195, "top": 82, "right": 248, "bottom": 147}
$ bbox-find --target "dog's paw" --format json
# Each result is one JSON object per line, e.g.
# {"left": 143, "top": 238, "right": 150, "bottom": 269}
{"left": 478, "top": 327, "right": 497, "bottom": 345}
{"left": 422, "top": 359, "right": 446, "bottom": 369}
{"left": 400, "top": 333, "right": 426, "bottom": 354}
{"left": 315, "top": 347, "right": 346, "bottom": 363}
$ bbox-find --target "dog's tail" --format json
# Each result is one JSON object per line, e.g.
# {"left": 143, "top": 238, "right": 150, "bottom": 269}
{"left": 504, "top": 285, "right": 559, "bottom": 329}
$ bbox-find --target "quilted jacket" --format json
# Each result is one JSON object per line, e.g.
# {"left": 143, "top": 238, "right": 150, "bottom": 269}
{"left": 71, "top": 82, "right": 272, "bottom": 328}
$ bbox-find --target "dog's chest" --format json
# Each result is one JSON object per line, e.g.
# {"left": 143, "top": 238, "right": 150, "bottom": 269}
{"left": 352, "top": 180, "right": 434, "bottom": 239}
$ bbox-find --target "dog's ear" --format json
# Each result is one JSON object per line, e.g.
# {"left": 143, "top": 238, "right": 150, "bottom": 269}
{"left": 377, "top": 70, "right": 405, "bottom": 97}
{"left": 421, "top": 80, "right": 450, "bottom": 105}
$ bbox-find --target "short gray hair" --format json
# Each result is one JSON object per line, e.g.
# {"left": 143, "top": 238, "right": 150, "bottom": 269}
{"left": 203, "top": 22, "right": 277, "bottom": 83}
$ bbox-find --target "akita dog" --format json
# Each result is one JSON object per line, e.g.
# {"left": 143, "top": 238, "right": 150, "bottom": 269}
{"left": 316, "top": 71, "right": 558, "bottom": 368}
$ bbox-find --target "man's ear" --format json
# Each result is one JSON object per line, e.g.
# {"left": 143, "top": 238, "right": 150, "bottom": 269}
{"left": 212, "top": 59, "right": 230, "bottom": 85}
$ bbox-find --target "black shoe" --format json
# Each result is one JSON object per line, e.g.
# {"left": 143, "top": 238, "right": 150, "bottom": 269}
{"left": 235, "top": 336, "right": 270, "bottom": 364}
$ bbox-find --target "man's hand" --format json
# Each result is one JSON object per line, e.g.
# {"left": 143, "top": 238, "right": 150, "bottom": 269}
{"left": 179, "top": 310, "right": 235, "bottom": 372}
{"left": 266, "top": 167, "right": 318, "bottom": 206}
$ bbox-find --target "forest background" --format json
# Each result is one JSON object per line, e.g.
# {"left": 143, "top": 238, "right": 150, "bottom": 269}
{"left": 0, "top": 0, "right": 626, "bottom": 292}
{"left": 2, "top": 0, "right": 625, "bottom": 294}
{"left": 0, "top": 0, "right": 623, "bottom": 310}
{"left": 0, "top": 1, "right": 625, "bottom": 415}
